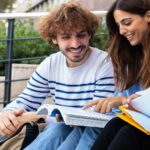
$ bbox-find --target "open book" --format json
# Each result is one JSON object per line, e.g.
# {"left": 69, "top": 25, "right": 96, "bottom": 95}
{"left": 36, "top": 104, "right": 115, "bottom": 128}
{"left": 116, "top": 93, "right": 150, "bottom": 135}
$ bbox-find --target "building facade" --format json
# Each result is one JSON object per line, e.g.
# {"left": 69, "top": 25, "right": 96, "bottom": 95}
{"left": 13, "top": 0, "right": 115, "bottom": 12}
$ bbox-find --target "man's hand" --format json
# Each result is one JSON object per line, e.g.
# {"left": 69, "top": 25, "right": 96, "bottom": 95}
{"left": 55, "top": 113, "right": 63, "bottom": 122}
{"left": 55, "top": 113, "right": 62, "bottom": 122}
{"left": 83, "top": 96, "right": 126, "bottom": 113}
{"left": 0, "top": 109, "right": 24, "bottom": 137}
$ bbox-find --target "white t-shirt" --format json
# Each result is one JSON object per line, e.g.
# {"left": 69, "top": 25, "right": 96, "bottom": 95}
{"left": 4, "top": 47, "right": 115, "bottom": 112}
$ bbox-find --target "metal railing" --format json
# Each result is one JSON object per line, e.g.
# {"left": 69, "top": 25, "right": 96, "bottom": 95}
{"left": 0, "top": 11, "right": 107, "bottom": 108}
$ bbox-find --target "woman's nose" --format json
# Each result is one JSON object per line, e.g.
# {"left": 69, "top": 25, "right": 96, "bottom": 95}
{"left": 119, "top": 26, "right": 127, "bottom": 35}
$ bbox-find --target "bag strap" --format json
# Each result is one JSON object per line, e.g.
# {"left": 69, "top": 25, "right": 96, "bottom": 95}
{"left": 0, "top": 114, "right": 46, "bottom": 145}
{"left": 20, "top": 122, "right": 39, "bottom": 150}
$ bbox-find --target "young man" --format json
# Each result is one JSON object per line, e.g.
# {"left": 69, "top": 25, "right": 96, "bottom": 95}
{"left": 0, "top": 2, "right": 115, "bottom": 149}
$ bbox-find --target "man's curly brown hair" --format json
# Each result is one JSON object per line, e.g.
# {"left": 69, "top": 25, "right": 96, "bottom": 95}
{"left": 38, "top": 1, "right": 99, "bottom": 47}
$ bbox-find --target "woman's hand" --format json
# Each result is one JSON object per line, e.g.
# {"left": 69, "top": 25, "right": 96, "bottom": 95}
{"left": 122, "top": 94, "right": 141, "bottom": 109}
{"left": 83, "top": 96, "right": 126, "bottom": 113}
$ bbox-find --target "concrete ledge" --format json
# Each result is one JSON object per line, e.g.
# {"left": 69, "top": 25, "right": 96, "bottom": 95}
{"left": 0, "top": 63, "right": 38, "bottom": 101}
{"left": 11, "top": 63, "right": 39, "bottom": 99}
{"left": 0, "top": 63, "right": 54, "bottom": 111}
{"left": 0, "top": 76, "right": 5, "bottom": 101}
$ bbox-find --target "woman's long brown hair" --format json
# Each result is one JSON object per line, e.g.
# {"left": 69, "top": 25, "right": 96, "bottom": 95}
{"left": 106, "top": 0, "right": 150, "bottom": 91}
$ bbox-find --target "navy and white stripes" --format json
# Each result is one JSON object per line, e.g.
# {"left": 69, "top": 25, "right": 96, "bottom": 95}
{"left": 4, "top": 48, "right": 115, "bottom": 112}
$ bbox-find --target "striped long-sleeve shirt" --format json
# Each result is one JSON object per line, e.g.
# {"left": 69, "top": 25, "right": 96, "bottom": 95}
{"left": 4, "top": 47, "right": 115, "bottom": 112}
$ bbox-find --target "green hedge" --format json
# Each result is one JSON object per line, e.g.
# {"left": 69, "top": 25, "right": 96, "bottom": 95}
{"left": 13, "top": 19, "right": 58, "bottom": 62}
{"left": 0, "top": 18, "right": 108, "bottom": 75}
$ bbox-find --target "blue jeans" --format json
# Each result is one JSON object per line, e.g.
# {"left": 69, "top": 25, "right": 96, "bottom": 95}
{"left": 24, "top": 122, "right": 102, "bottom": 150}
{"left": 58, "top": 127, "right": 102, "bottom": 150}
{"left": 24, "top": 122, "right": 73, "bottom": 150}
{"left": 0, "top": 135, "right": 5, "bottom": 141}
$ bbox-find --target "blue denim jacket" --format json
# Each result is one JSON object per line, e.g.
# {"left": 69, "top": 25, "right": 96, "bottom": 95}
{"left": 114, "top": 81, "right": 143, "bottom": 97}
{"left": 112, "top": 81, "right": 144, "bottom": 113}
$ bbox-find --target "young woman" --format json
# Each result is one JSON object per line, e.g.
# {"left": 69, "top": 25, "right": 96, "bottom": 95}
{"left": 87, "top": 0, "right": 150, "bottom": 149}
{"left": 91, "top": 93, "right": 150, "bottom": 150}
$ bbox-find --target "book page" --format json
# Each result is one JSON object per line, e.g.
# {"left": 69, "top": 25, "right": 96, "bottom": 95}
{"left": 60, "top": 106, "right": 115, "bottom": 120}
{"left": 125, "top": 109, "right": 150, "bottom": 132}
{"left": 36, "top": 104, "right": 115, "bottom": 127}
{"left": 37, "top": 104, "right": 114, "bottom": 120}
{"left": 37, "top": 104, "right": 62, "bottom": 116}
{"left": 130, "top": 93, "right": 150, "bottom": 117}
{"left": 36, "top": 105, "right": 57, "bottom": 123}
{"left": 136, "top": 87, "right": 150, "bottom": 95}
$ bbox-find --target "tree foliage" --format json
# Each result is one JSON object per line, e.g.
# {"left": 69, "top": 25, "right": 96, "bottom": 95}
{"left": 0, "top": 0, "right": 16, "bottom": 12}
{"left": 13, "top": 19, "right": 58, "bottom": 63}
{"left": 0, "top": 19, "right": 58, "bottom": 75}
{"left": 0, "top": 18, "right": 108, "bottom": 75}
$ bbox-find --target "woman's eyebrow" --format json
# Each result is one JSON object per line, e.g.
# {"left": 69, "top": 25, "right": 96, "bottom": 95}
{"left": 120, "top": 17, "right": 132, "bottom": 23}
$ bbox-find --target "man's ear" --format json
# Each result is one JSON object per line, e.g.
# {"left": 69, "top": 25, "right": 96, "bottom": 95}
{"left": 52, "top": 38, "right": 57, "bottom": 45}
{"left": 145, "top": 11, "right": 150, "bottom": 23}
